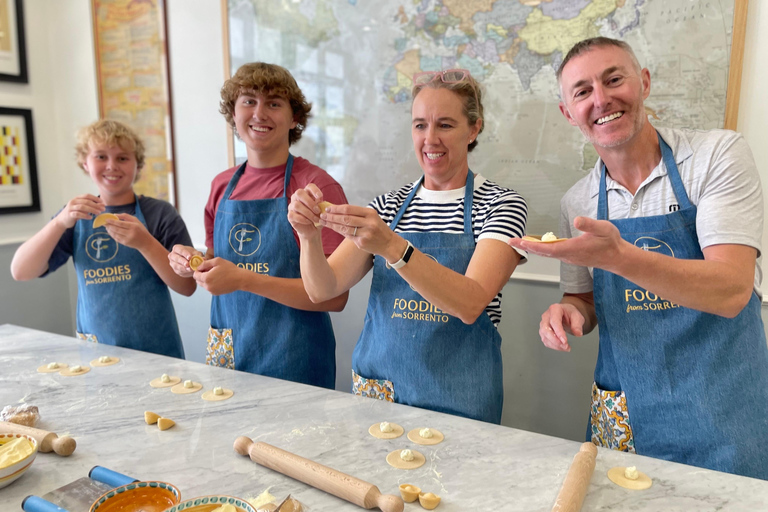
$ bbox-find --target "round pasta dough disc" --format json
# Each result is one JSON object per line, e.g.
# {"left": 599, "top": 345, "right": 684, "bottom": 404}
{"left": 150, "top": 375, "right": 181, "bottom": 388}
{"left": 386, "top": 449, "right": 425, "bottom": 470}
{"left": 60, "top": 366, "right": 91, "bottom": 376}
{"left": 38, "top": 363, "right": 68, "bottom": 373}
{"left": 368, "top": 422, "right": 404, "bottom": 439}
{"left": 201, "top": 388, "right": 234, "bottom": 401}
{"left": 171, "top": 381, "right": 202, "bottom": 394}
{"left": 407, "top": 428, "right": 444, "bottom": 445}
{"left": 90, "top": 356, "right": 120, "bottom": 367}
{"left": 522, "top": 235, "right": 568, "bottom": 243}
{"left": 607, "top": 467, "right": 652, "bottom": 490}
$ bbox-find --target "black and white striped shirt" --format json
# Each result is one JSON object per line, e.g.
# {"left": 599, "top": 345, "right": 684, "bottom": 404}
{"left": 369, "top": 175, "right": 528, "bottom": 326}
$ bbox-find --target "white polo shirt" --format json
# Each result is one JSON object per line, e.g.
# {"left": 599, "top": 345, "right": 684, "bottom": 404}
{"left": 559, "top": 127, "right": 763, "bottom": 298}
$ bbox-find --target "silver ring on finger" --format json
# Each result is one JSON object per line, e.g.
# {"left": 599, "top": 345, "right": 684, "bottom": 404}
{"left": 353, "top": 226, "right": 358, "bottom": 236}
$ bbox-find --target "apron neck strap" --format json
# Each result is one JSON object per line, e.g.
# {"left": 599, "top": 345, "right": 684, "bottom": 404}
{"left": 390, "top": 171, "right": 474, "bottom": 233}
{"left": 223, "top": 154, "right": 296, "bottom": 201}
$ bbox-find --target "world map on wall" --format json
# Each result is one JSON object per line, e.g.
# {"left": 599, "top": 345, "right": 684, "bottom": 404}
{"left": 227, "top": 0, "right": 736, "bottom": 278}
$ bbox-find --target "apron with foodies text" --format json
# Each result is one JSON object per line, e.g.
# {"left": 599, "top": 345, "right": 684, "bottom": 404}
{"left": 209, "top": 155, "right": 336, "bottom": 389}
{"left": 591, "top": 132, "right": 768, "bottom": 479}
{"left": 73, "top": 197, "right": 184, "bottom": 358}
{"left": 352, "top": 172, "right": 504, "bottom": 423}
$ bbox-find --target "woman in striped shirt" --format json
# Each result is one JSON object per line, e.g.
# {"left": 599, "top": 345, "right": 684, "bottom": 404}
{"left": 288, "top": 69, "right": 528, "bottom": 423}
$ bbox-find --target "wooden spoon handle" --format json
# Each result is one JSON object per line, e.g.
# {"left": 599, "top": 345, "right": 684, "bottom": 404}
{"left": 551, "top": 442, "right": 597, "bottom": 512}
{"left": 234, "top": 436, "right": 403, "bottom": 512}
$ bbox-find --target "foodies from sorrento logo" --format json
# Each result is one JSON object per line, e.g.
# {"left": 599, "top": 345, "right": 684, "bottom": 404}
{"left": 394, "top": 253, "right": 449, "bottom": 323}
{"left": 624, "top": 236, "right": 679, "bottom": 313}
{"left": 229, "top": 223, "right": 261, "bottom": 256}
{"left": 85, "top": 233, "right": 118, "bottom": 262}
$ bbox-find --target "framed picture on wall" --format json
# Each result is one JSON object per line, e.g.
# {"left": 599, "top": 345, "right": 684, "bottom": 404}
{"left": 0, "top": 107, "right": 38, "bottom": 214}
{"left": 0, "top": 0, "right": 27, "bottom": 83}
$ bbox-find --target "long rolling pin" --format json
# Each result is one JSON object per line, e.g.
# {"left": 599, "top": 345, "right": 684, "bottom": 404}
{"left": 234, "top": 436, "right": 403, "bottom": 512}
{"left": 551, "top": 442, "right": 598, "bottom": 512}
{"left": 0, "top": 421, "right": 76, "bottom": 456}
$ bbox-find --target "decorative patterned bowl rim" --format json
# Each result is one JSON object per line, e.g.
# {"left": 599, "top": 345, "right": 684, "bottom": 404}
{"left": 0, "top": 434, "right": 38, "bottom": 472}
{"left": 89, "top": 480, "right": 181, "bottom": 512}
{"left": 164, "top": 494, "right": 257, "bottom": 512}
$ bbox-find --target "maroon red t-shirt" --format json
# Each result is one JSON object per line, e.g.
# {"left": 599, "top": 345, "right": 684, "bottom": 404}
{"left": 204, "top": 156, "right": 347, "bottom": 256}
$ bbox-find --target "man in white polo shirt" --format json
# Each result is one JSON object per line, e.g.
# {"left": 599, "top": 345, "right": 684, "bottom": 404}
{"left": 509, "top": 37, "right": 768, "bottom": 480}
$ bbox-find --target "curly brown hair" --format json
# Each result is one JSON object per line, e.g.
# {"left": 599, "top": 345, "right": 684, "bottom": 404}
{"left": 220, "top": 62, "right": 312, "bottom": 146}
{"left": 74, "top": 119, "right": 146, "bottom": 179}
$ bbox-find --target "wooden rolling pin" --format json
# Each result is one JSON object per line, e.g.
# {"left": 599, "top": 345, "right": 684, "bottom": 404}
{"left": 0, "top": 421, "right": 76, "bottom": 456}
{"left": 234, "top": 436, "right": 403, "bottom": 512}
{"left": 551, "top": 442, "right": 598, "bottom": 512}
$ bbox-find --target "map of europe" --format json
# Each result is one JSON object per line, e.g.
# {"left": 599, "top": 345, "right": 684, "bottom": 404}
{"left": 227, "top": 0, "right": 737, "bottom": 279}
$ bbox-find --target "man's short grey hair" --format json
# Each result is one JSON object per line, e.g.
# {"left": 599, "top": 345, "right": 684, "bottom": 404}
{"left": 556, "top": 37, "right": 642, "bottom": 84}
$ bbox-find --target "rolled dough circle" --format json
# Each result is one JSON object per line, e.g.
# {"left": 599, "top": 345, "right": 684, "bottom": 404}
{"left": 201, "top": 388, "right": 234, "bottom": 401}
{"left": 386, "top": 449, "right": 425, "bottom": 470}
{"left": 37, "top": 363, "right": 68, "bottom": 373}
{"left": 90, "top": 356, "right": 120, "bottom": 367}
{"left": 171, "top": 381, "right": 202, "bottom": 394}
{"left": 60, "top": 365, "right": 91, "bottom": 376}
{"left": 368, "top": 422, "right": 404, "bottom": 439}
{"left": 407, "top": 428, "right": 444, "bottom": 445}
{"left": 607, "top": 466, "right": 652, "bottom": 490}
{"left": 150, "top": 375, "right": 181, "bottom": 388}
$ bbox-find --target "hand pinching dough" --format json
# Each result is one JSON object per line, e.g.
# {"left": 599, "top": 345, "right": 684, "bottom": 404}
{"left": 90, "top": 355, "right": 120, "bottom": 367}
{"left": 37, "top": 362, "right": 68, "bottom": 373}
{"left": 368, "top": 421, "right": 404, "bottom": 439}
{"left": 407, "top": 427, "right": 444, "bottom": 445}
{"left": 314, "top": 201, "right": 335, "bottom": 227}
{"left": 171, "top": 380, "right": 202, "bottom": 394}
{"left": 202, "top": 386, "right": 234, "bottom": 401}
{"left": 386, "top": 448, "right": 425, "bottom": 469}
{"left": 60, "top": 365, "right": 91, "bottom": 376}
{"left": 189, "top": 254, "right": 205, "bottom": 271}
{"left": 149, "top": 374, "right": 181, "bottom": 388}
{"left": 607, "top": 466, "right": 652, "bottom": 490}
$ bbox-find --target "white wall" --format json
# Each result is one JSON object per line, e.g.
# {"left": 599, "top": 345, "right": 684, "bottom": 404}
{"left": 2, "top": 0, "right": 768, "bottom": 441}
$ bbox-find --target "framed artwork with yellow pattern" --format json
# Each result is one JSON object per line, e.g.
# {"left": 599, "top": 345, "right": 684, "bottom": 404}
{"left": 0, "top": 107, "right": 39, "bottom": 214}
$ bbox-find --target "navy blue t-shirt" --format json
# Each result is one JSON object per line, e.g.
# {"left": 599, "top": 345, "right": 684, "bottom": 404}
{"left": 45, "top": 196, "right": 193, "bottom": 275}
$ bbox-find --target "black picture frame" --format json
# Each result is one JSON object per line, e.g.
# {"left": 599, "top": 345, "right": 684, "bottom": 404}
{"left": 0, "top": 107, "right": 38, "bottom": 214}
{"left": 0, "top": 0, "right": 27, "bottom": 83}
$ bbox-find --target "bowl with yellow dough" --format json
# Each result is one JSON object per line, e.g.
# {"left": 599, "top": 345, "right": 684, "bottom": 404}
{"left": 0, "top": 434, "right": 38, "bottom": 489}
{"left": 164, "top": 496, "right": 257, "bottom": 512}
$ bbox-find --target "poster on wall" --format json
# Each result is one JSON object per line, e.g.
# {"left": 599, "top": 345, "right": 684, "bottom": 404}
{"left": 0, "top": 107, "right": 39, "bottom": 214}
{"left": 91, "top": 0, "right": 177, "bottom": 206}
{"left": 0, "top": 0, "right": 28, "bottom": 83}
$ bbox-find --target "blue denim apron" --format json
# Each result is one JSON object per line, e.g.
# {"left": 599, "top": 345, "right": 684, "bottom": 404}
{"left": 352, "top": 172, "right": 504, "bottom": 423}
{"left": 591, "top": 132, "right": 768, "bottom": 479}
{"left": 72, "top": 197, "right": 184, "bottom": 358}
{"left": 208, "top": 155, "right": 336, "bottom": 389}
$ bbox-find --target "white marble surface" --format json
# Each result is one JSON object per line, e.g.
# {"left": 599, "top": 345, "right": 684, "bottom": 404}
{"left": 1, "top": 324, "right": 767, "bottom": 511}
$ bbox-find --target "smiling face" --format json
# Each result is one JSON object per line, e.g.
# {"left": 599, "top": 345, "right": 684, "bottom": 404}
{"left": 83, "top": 142, "right": 139, "bottom": 205}
{"left": 411, "top": 87, "right": 481, "bottom": 190}
{"left": 558, "top": 45, "right": 650, "bottom": 150}
{"left": 233, "top": 90, "right": 298, "bottom": 167}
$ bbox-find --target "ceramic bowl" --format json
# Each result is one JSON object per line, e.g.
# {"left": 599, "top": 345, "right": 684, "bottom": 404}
{"left": 0, "top": 434, "right": 38, "bottom": 489}
{"left": 164, "top": 495, "right": 257, "bottom": 512}
{"left": 89, "top": 480, "right": 181, "bottom": 512}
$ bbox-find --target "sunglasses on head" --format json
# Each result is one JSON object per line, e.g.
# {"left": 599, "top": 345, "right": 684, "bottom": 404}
{"left": 412, "top": 69, "right": 479, "bottom": 111}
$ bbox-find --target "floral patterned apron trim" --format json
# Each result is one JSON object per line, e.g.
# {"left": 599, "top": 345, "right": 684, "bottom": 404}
{"left": 76, "top": 332, "right": 99, "bottom": 343}
{"left": 590, "top": 381, "right": 636, "bottom": 453}
{"left": 206, "top": 327, "right": 234, "bottom": 369}
{"left": 352, "top": 370, "right": 395, "bottom": 403}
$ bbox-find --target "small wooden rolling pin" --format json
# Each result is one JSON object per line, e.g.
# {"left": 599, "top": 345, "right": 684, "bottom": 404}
{"left": 0, "top": 421, "right": 76, "bottom": 456}
{"left": 551, "top": 442, "right": 598, "bottom": 512}
{"left": 234, "top": 436, "right": 403, "bottom": 512}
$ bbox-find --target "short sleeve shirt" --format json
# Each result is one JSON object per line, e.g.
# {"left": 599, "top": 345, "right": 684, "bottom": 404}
{"left": 559, "top": 127, "right": 763, "bottom": 298}
{"left": 369, "top": 174, "right": 528, "bottom": 326}
{"left": 46, "top": 196, "right": 193, "bottom": 274}
{"left": 204, "top": 156, "right": 347, "bottom": 256}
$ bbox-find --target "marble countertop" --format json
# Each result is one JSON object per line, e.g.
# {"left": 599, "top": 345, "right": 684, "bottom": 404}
{"left": 1, "top": 324, "right": 767, "bottom": 511}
